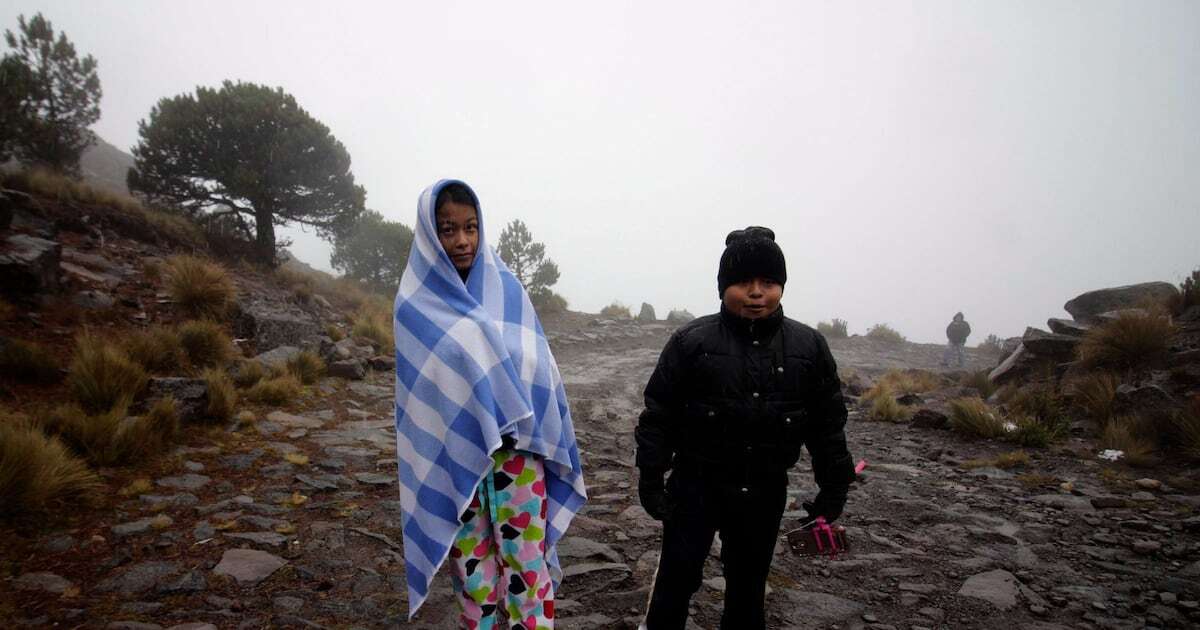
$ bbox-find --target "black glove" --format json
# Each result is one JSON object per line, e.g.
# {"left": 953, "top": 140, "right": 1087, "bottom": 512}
{"left": 638, "top": 470, "right": 674, "bottom": 521}
{"left": 799, "top": 486, "right": 848, "bottom": 527}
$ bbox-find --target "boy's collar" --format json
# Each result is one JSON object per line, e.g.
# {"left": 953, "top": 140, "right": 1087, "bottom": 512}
{"left": 719, "top": 303, "right": 784, "bottom": 341}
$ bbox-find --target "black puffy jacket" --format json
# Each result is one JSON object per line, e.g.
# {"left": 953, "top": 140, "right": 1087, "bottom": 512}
{"left": 635, "top": 305, "right": 855, "bottom": 493}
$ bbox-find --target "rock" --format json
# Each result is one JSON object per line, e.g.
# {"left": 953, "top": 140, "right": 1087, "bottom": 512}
{"left": 112, "top": 518, "right": 157, "bottom": 537}
{"left": 0, "top": 234, "right": 61, "bottom": 297}
{"left": 557, "top": 536, "right": 623, "bottom": 564}
{"left": 106, "top": 623, "right": 163, "bottom": 630}
{"left": 143, "top": 377, "right": 209, "bottom": 423}
{"left": 225, "top": 532, "right": 289, "bottom": 548}
{"left": 0, "top": 191, "right": 12, "bottom": 229}
{"left": 72, "top": 289, "right": 115, "bottom": 309}
{"left": 233, "top": 299, "right": 321, "bottom": 353}
{"left": 637, "top": 303, "right": 657, "bottom": 322}
{"left": 1090, "top": 497, "right": 1128, "bottom": 509}
{"left": 1135, "top": 478, "right": 1163, "bottom": 490}
{"left": 1133, "top": 540, "right": 1161, "bottom": 555}
{"left": 328, "top": 359, "right": 367, "bottom": 380}
{"left": 156, "top": 473, "right": 211, "bottom": 491}
{"left": 1130, "top": 491, "right": 1156, "bottom": 502}
{"left": 958, "top": 569, "right": 1019, "bottom": 610}
{"left": 896, "top": 393, "right": 923, "bottom": 406}
{"left": 265, "top": 410, "right": 324, "bottom": 429}
{"left": 1029, "top": 494, "right": 1094, "bottom": 512}
{"left": 368, "top": 355, "right": 395, "bottom": 371}
{"left": 252, "top": 345, "right": 302, "bottom": 369}
{"left": 14, "top": 571, "right": 75, "bottom": 594}
{"left": 775, "top": 589, "right": 866, "bottom": 623}
{"left": 158, "top": 570, "right": 208, "bottom": 594}
{"left": 274, "top": 595, "right": 305, "bottom": 612}
{"left": 1064, "top": 282, "right": 1179, "bottom": 324}
{"left": 97, "top": 561, "right": 183, "bottom": 595}
{"left": 1046, "top": 318, "right": 1091, "bottom": 337}
{"left": 353, "top": 472, "right": 394, "bottom": 486}
{"left": 212, "top": 548, "right": 287, "bottom": 585}
{"left": 561, "top": 562, "right": 632, "bottom": 578}
{"left": 193, "top": 521, "right": 216, "bottom": 540}
{"left": 1021, "top": 327, "right": 1079, "bottom": 360}
{"left": 910, "top": 408, "right": 948, "bottom": 429}
{"left": 666, "top": 309, "right": 694, "bottom": 324}
{"left": 334, "top": 337, "right": 375, "bottom": 360}
{"left": 1115, "top": 383, "right": 1176, "bottom": 416}
{"left": 989, "top": 343, "right": 1036, "bottom": 384}
{"left": 166, "top": 625, "right": 217, "bottom": 630}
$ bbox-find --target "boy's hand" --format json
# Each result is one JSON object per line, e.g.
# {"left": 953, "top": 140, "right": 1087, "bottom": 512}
{"left": 638, "top": 471, "right": 674, "bottom": 521}
{"left": 800, "top": 486, "right": 848, "bottom": 526}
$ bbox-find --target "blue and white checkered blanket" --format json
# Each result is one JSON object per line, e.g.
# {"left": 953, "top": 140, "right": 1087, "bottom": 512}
{"left": 393, "top": 179, "right": 587, "bottom": 618}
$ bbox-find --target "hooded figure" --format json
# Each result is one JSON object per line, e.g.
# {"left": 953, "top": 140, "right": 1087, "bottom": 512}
{"left": 393, "top": 179, "right": 586, "bottom": 625}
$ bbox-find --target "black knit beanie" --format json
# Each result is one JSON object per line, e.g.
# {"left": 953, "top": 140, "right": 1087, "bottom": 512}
{"left": 717, "top": 226, "right": 787, "bottom": 297}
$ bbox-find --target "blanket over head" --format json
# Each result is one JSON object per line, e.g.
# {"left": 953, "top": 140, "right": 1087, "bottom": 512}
{"left": 393, "top": 179, "right": 586, "bottom": 618}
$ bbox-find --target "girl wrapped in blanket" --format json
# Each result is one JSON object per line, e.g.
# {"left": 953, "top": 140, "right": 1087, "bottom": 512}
{"left": 393, "top": 180, "right": 586, "bottom": 629}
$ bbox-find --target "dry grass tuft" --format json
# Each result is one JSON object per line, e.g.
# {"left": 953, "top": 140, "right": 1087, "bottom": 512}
{"left": 122, "top": 327, "right": 184, "bottom": 375}
{"left": 1098, "top": 415, "right": 1158, "bottom": 467}
{"left": 1016, "top": 472, "right": 1060, "bottom": 489}
{"left": 326, "top": 324, "right": 344, "bottom": 342}
{"left": 177, "top": 320, "right": 234, "bottom": 369}
{"left": 246, "top": 374, "right": 303, "bottom": 405}
{"left": 1069, "top": 372, "right": 1119, "bottom": 427}
{"left": 0, "top": 416, "right": 101, "bottom": 518}
{"left": 959, "top": 369, "right": 997, "bottom": 399}
{"left": 1077, "top": 311, "right": 1175, "bottom": 372}
{"left": 232, "top": 360, "right": 269, "bottom": 389}
{"left": 949, "top": 398, "right": 1007, "bottom": 439}
{"left": 119, "top": 478, "right": 154, "bottom": 497}
{"left": 0, "top": 338, "right": 62, "bottom": 383}
{"left": 352, "top": 298, "right": 393, "bottom": 349}
{"left": 284, "top": 452, "right": 310, "bottom": 466}
{"left": 68, "top": 334, "right": 147, "bottom": 413}
{"left": 817, "top": 319, "right": 849, "bottom": 339}
{"left": 866, "top": 369, "right": 942, "bottom": 399}
{"left": 203, "top": 368, "right": 237, "bottom": 423}
{"left": 1008, "top": 414, "right": 1064, "bottom": 448}
{"left": 166, "top": 255, "right": 236, "bottom": 320}
{"left": 1006, "top": 385, "right": 1062, "bottom": 423}
{"left": 868, "top": 391, "right": 911, "bottom": 422}
{"left": 38, "top": 397, "right": 179, "bottom": 467}
{"left": 286, "top": 351, "right": 325, "bottom": 385}
{"left": 964, "top": 450, "right": 1030, "bottom": 470}
{"left": 1165, "top": 396, "right": 1200, "bottom": 462}
{"left": 866, "top": 323, "right": 906, "bottom": 344}
{"left": 600, "top": 301, "right": 633, "bottom": 318}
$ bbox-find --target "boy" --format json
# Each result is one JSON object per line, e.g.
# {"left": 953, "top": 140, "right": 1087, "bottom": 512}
{"left": 635, "top": 226, "right": 855, "bottom": 630}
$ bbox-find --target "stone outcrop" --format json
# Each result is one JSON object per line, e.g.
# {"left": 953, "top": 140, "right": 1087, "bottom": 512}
{"left": 0, "top": 233, "right": 61, "bottom": 297}
{"left": 1046, "top": 317, "right": 1090, "bottom": 337}
{"left": 636, "top": 302, "right": 656, "bottom": 322}
{"left": 1020, "top": 327, "right": 1079, "bottom": 361}
{"left": 142, "top": 377, "right": 210, "bottom": 423}
{"left": 233, "top": 298, "right": 321, "bottom": 353}
{"left": 1063, "top": 282, "right": 1179, "bottom": 324}
{"left": 666, "top": 309, "right": 694, "bottom": 324}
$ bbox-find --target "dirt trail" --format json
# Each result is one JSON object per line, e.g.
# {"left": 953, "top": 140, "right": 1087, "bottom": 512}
{"left": 5, "top": 318, "right": 1199, "bottom": 629}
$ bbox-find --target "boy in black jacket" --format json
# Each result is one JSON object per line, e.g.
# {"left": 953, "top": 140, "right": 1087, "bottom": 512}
{"left": 635, "top": 226, "right": 856, "bottom": 630}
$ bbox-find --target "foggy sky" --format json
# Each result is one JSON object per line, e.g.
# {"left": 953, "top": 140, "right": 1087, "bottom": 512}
{"left": 4, "top": 1, "right": 1198, "bottom": 343}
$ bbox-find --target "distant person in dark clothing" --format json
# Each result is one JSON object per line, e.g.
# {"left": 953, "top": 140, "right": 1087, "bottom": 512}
{"left": 635, "top": 226, "right": 856, "bottom": 630}
{"left": 942, "top": 312, "right": 971, "bottom": 368}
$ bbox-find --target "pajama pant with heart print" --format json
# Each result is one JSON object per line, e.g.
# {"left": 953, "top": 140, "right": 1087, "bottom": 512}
{"left": 448, "top": 449, "right": 554, "bottom": 630}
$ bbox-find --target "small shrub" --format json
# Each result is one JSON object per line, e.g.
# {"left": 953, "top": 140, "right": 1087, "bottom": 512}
{"left": 817, "top": 319, "right": 849, "bottom": 339}
{"left": 1006, "top": 385, "right": 1062, "bottom": 423}
{"left": 1008, "top": 414, "right": 1063, "bottom": 448}
{"left": 1098, "top": 415, "right": 1157, "bottom": 467}
{"left": 866, "top": 323, "right": 906, "bottom": 344}
{"left": 68, "top": 334, "right": 148, "bottom": 413}
{"left": 286, "top": 351, "right": 325, "bottom": 385}
{"left": 948, "top": 398, "right": 1007, "bottom": 439}
{"left": 600, "top": 301, "right": 633, "bottom": 318}
{"left": 325, "top": 324, "right": 344, "bottom": 342}
{"left": 166, "top": 255, "right": 235, "bottom": 320}
{"left": 1077, "top": 311, "right": 1175, "bottom": 372}
{"left": 177, "top": 320, "right": 233, "bottom": 369}
{"left": 978, "top": 334, "right": 1004, "bottom": 354}
{"left": 203, "top": 368, "right": 237, "bottom": 422}
{"left": 123, "top": 327, "right": 184, "bottom": 374}
{"left": 233, "top": 360, "right": 269, "bottom": 389}
{"left": 0, "top": 416, "right": 101, "bottom": 518}
{"left": 531, "top": 290, "right": 568, "bottom": 315}
{"left": 39, "top": 398, "right": 179, "bottom": 467}
{"left": 246, "top": 374, "right": 302, "bottom": 405}
{"left": 1069, "top": 372, "right": 1119, "bottom": 426}
{"left": 0, "top": 338, "right": 61, "bottom": 383}
{"left": 869, "top": 392, "right": 910, "bottom": 423}
{"left": 1166, "top": 396, "right": 1200, "bottom": 461}
{"left": 1169, "top": 268, "right": 1200, "bottom": 315}
{"left": 870, "top": 369, "right": 942, "bottom": 396}
{"left": 959, "top": 370, "right": 996, "bottom": 399}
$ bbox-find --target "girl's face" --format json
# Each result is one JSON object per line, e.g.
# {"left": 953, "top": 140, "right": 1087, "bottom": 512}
{"left": 435, "top": 201, "right": 479, "bottom": 272}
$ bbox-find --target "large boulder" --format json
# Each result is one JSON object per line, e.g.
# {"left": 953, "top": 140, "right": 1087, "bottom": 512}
{"left": 666, "top": 309, "right": 694, "bottom": 324}
{"left": 1021, "top": 327, "right": 1080, "bottom": 360}
{"left": 1064, "top": 282, "right": 1179, "bottom": 324}
{"left": 233, "top": 299, "right": 321, "bottom": 353}
{"left": 252, "top": 345, "right": 302, "bottom": 370}
{"left": 142, "top": 377, "right": 209, "bottom": 423}
{"left": 0, "top": 234, "right": 61, "bottom": 297}
{"left": 989, "top": 343, "right": 1038, "bottom": 384}
{"left": 637, "top": 302, "right": 657, "bottom": 323}
{"left": 1046, "top": 318, "right": 1090, "bottom": 337}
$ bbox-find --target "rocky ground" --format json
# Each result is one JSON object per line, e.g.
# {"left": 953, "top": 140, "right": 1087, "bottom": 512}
{"left": 4, "top": 316, "right": 1200, "bottom": 629}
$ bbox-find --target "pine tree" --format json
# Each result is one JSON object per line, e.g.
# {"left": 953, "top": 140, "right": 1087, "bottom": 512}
{"left": 1, "top": 13, "right": 102, "bottom": 174}
{"left": 330, "top": 210, "right": 414, "bottom": 294}
{"left": 497, "top": 219, "right": 561, "bottom": 300}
